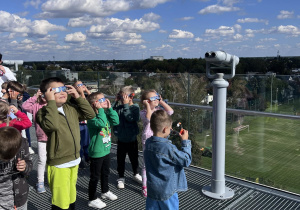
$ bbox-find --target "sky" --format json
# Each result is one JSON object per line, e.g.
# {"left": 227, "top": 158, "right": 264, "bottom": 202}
{"left": 0, "top": 0, "right": 300, "bottom": 61}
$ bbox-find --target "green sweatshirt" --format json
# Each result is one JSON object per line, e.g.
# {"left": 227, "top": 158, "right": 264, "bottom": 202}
{"left": 87, "top": 108, "right": 119, "bottom": 158}
{"left": 36, "top": 97, "right": 95, "bottom": 165}
{"left": 112, "top": 102, "right": 140, "bottom": 142}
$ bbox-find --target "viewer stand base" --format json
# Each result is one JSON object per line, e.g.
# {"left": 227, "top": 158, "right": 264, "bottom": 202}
{"left": 202, "top": 186, "right": 234, "bottom": 200}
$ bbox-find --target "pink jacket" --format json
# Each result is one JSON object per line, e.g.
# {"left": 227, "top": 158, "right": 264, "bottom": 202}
{"left": 22, "top": 95, "right": 48, "bottom": 142}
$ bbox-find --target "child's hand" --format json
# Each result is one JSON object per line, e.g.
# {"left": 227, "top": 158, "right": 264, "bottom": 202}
{"left": 10, "top": 105, "right": 18, "bottom": 114}
{"left": 66, "top": 85, "right": 80, "bottom": 99}
{"left": 44, "top": 87, "right": 55, "bottom": 101}
{"left": 75, "top": 85, "right": 84, "bottom": 95}
{"left": 36, "top": 89, "right": 42, "bottom": 97}
{"left": 106, "top": 99, "right": 111, "bottom": 108}
{"left": 16, "top": 158, "right": 26, "bottom": 172}
{"left": 9, "top": 90, "right": 19, "bottom": 100}
{"left": 0, "top": 65, "right": 6, "bottom": 74}
{"left": 143, "top": 100, "right": 149, "bottom": 106}
{"left": 179, "top": 129, "right": 188, "bottom": 140}
{"left": 93, "top": 101, "right": 102, "bottom": 109}
{"left": 122, "top": 95, "right": 129, "bottom": 104}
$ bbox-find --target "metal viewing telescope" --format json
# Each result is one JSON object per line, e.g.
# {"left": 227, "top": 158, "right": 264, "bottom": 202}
{"left": 202, "top": 51, "right": 239, "bottom": 200}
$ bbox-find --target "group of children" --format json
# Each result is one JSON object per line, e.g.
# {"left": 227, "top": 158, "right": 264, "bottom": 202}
{"left": 0, "top": 76, "right": 192, "bottom": 210}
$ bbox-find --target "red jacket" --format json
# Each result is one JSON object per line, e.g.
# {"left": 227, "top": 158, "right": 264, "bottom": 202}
{"left": 0, "top": 111, "right": 32, "bottom": 131}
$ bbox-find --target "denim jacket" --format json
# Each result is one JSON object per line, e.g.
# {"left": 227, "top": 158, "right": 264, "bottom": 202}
{"left": 144, "top": 136, "right": 192, "bottom": 201}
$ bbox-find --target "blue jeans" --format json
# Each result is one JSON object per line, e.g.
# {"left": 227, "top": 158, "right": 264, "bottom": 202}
{"left": 146, "top": 193, "right": 179, "bottom": 210}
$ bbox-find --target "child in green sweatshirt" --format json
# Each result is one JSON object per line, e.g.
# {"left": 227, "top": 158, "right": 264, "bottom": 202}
{"left": 86, "top": 92, "right": 119, "bottom": 209}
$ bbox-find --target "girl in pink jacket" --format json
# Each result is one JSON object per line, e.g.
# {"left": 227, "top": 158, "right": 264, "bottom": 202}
{"left": 22, "top": 89, "right": 47, "bottom": 193}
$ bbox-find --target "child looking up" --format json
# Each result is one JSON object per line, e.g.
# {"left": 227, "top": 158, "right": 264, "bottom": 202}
{"left": 112, "top": 86, "right": 142, "bottom": 189}
{"left": 140, "top": 90, "right": 174, "bottom": 197}
{"left": 22, "top": 89, "right": 48, "bottom": 193}
{"left": 0, "top": 126, "right": 33, "bottom": 210}
{"left": 36, "top": 77, "right": 95, "bottom": 210}
{"left": 144, "top": 110, "right": 192, "bottom": 210}
{"left": 73, "top": 80, "right": 91, "bottom": 169}
{"left": 86, "top": 92, "right": 119, "bottom": 209}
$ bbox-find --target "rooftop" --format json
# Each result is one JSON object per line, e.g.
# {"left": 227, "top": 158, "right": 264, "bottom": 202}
{"left": 27, "top": 127, "right": 300, "bottom": 210}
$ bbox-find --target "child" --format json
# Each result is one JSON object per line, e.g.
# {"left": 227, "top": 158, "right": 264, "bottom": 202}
{"left": 73, "top": 81, "right": 91, "bottom": 168}
{"left": 22, "top": 89, "right": 48, "bottom": 193}
{"left": 36, "top": 77, "right": 95, "bottom": 210}
{"left": 144, "top": 110, "right": 192, "bottom": 210}
{"left": 0, "top": 101, "right": 32, "bottom": 131}
{"left": 86, "top": 92, "right": 119, "bottom": 209}
{"left": 112, "top": 86, "right": 142, "bottom": 189}
{"left": 0, "top": 126, "right": 33, "bottom": 210}
{"left": 140, "top": 90, "right": 174, "bottom": 197}
{"left": 1, "top": 81, "right": 9, "bottom": 99}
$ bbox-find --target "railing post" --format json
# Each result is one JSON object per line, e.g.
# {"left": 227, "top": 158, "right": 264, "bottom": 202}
{"left": 202, "top": 73, "right": 234, "bottom": 199}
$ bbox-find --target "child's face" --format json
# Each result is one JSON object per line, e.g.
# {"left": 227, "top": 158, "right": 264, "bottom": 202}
{"left": 147, "top": 92, "right": 160, "bottom": 108}
{"left": 49, "top": 82, "right": 67, "bottom": 106}
{"left": 96, "top": 94, "right": 108, "bottom": 108}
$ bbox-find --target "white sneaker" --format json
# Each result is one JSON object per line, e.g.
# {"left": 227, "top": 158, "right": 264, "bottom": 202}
{"left": 88, "top": 198, "right": 106, "bottom": 209}
{"left": 29, "top": 147, "right": 35, "bottom": 154}
{"left": 117, "top": 178, "right": 125, "bottom": 189}
{"left": 133, "top": 174, "right": 142, "bottom": 184}
{"left": 101, "top": 191, "right": 118, "bottom": 201}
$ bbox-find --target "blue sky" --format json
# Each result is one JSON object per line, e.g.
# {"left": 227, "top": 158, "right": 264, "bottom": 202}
{"left": 1, "top": 0, "right": 300, "bottom": 61}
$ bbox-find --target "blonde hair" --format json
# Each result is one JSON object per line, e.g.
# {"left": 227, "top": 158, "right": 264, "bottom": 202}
{"left": 0, "top": 101, "right": 10, "bottom": 125}
{"left": 140, "top": 89, "right": 156, "bottom": 104}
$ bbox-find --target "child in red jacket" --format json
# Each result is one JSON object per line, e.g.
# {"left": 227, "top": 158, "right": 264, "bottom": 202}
{"left": 0, "top": 100, "right": 32, "bottom": 131}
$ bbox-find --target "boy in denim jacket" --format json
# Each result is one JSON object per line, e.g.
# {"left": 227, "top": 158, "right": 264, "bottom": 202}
{"left": 144, "top": 110, "right": 192, "bottom": 210}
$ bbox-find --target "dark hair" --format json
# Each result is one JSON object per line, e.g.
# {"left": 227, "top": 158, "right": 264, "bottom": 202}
{"left": 150, "top": 110, "right": 172, "bottom": 134}
{"left": 87, "top": 91, "right": 104, "bottom": 105}
{"left": 0, "top": 53, "right": 2, "bottom": 61}
{"left": 0, "top": 127, "right": 22, "bottom": 161}
{"left": 140, "top": 89, "right": 156, "bottom": 103}
{"left": 7, "top": 81, "right": 24, "bottom": 93}
{"left": 1, "top": 81, "right": 9, "bottom": 90}
{"left": 40, "top": 77, "right": 64, "bottom": 93}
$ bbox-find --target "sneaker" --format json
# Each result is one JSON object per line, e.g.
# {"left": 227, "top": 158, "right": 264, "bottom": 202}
{"left": 101, "top": 191, "right": 118, "bottom": 201}
{"left": 88, "top": 198, "right": 106, "bottom": 209}
{"left": 117, "top": 178, "right": 125, "bottom": 189}
{"left": 36, "top": 182, "right": 46, "bottom": 193}
{"left": 142, "top": 186, "right": 147, "bottom": 198}
{"left": 133, "top": 174, "right": 142, "bottom": 184}
{"left": 29, "top": 147, "right": 35, "bottom": 155}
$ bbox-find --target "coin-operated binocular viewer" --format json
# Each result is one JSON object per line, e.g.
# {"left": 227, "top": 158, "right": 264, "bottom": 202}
{"left": 202, "top": 51, "right": 239, "bottom": 199}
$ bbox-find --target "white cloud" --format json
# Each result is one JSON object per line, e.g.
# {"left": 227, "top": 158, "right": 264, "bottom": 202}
{"left": 140, "top": 45, "right": 147, "bottom": 49}
{"left": 205, "top": 26, "right": 235, "bottom": 36}
{"left": 277, "top": 10, "right": 294, "bottom": 19}
{"left": 38, "top": 0, "right": 169, "bottom": 18}
{"left": 21, "top": 39, "right": 33, "bottom": 44}
{"left": 68, "top": 16, "right": 104, "bottom": 27}
{"left": 246, "top": 25, "right": 300, "bottom": 36}
{"left": 237, "top": 18, "right": 268, "bottom": 25}
{"left": 56, "top": 45, "right": 71, "bottom": 50}
{"left": 198, "top": 5, "right": 240, "bottom": 15}
{"left": 159, "top": 30, "right": 167, "bottom": 33}
{"left": 24, "top": 0, "right": 42, "bottom": 9}
{"left": 194, "top": 37, "right": 203, "bottom": 42}
{"left": 182, "top": 47, "right": 190, "bottom": 51}
{"left": 169, "top": 29, "right": 194, "bottom": 38}
{"left": 0, "top": 11, "right": 66, "bottom": 37}
{"left": 142, "top": 13, "right": 161, "bottom": 22}
{"left": 88, "top": 17, "right": 160, "bottom": 34}
{"left": 65, "top": 32, "right": 87, "bottom": 42}
{"left": 155, "top": 44, "right": 173, "bottom": 50}
{"left": 180, "top": 17, "right": 194, "bottom": 21}
{"left": 233, "top": 33, "right": 243, "bottom": 40}
{"left": 255, "top": 45, "right": 267, "bottom": 49}
{"left": 221, "top": 0, "right": 240, "bottom": 6}
{"left": 259, "top": 38, "right": 277, "bottom": 42}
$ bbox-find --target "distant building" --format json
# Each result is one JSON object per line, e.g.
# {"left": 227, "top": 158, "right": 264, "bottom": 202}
{"left": 50, "top": 68, "right": 78, "bottom": 81}
{"left": 150, "top": 56, "right": 164, "bottom": 61}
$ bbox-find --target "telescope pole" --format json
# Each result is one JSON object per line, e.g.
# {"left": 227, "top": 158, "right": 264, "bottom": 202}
{"left": 202, "top": 73, "right": 234, "bottom": 199}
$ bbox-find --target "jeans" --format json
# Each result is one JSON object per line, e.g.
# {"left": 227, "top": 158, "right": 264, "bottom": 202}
{"left": 89, "top": 154, "right": 110, "bottom": 201}
{"left": 146, "top": 193, "right": 179, "bottom": 210}
{"left": 117, "top": 139, "right": 139, "bottom": 178}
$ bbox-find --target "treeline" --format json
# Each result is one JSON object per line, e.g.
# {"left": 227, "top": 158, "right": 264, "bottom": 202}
{"left": 23, "top": 56, "right": 300, "bottom": 75}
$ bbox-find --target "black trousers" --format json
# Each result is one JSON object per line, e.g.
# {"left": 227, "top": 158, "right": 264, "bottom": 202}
{"left": 88, "top": 154, "right": 110, "bottom": 201}
{"left": 117, "top": 139, "right": 139, "bottom": 178}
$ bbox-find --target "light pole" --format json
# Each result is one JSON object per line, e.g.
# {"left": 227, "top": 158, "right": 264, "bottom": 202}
{"left": 276, "top": 88, "right": 278, "bottom": 111}
{"left": 270, "top": 73, "right": 276, "bottom": 112}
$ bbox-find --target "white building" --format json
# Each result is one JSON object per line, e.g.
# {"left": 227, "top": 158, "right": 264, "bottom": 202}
{"left": 150, "top": 56, "right": 164, "bottom": 61}
{"left": 61, "top": 68, "right": 78, "bottom": 81}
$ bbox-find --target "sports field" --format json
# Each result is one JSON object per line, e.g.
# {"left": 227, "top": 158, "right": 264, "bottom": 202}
{"left": 196, "top": 105, "right": 300, "bottom": 194}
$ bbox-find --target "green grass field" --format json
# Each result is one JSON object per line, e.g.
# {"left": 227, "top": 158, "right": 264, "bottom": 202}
{"left": 196, "top": 112, "right": 300, "bottom": 194}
